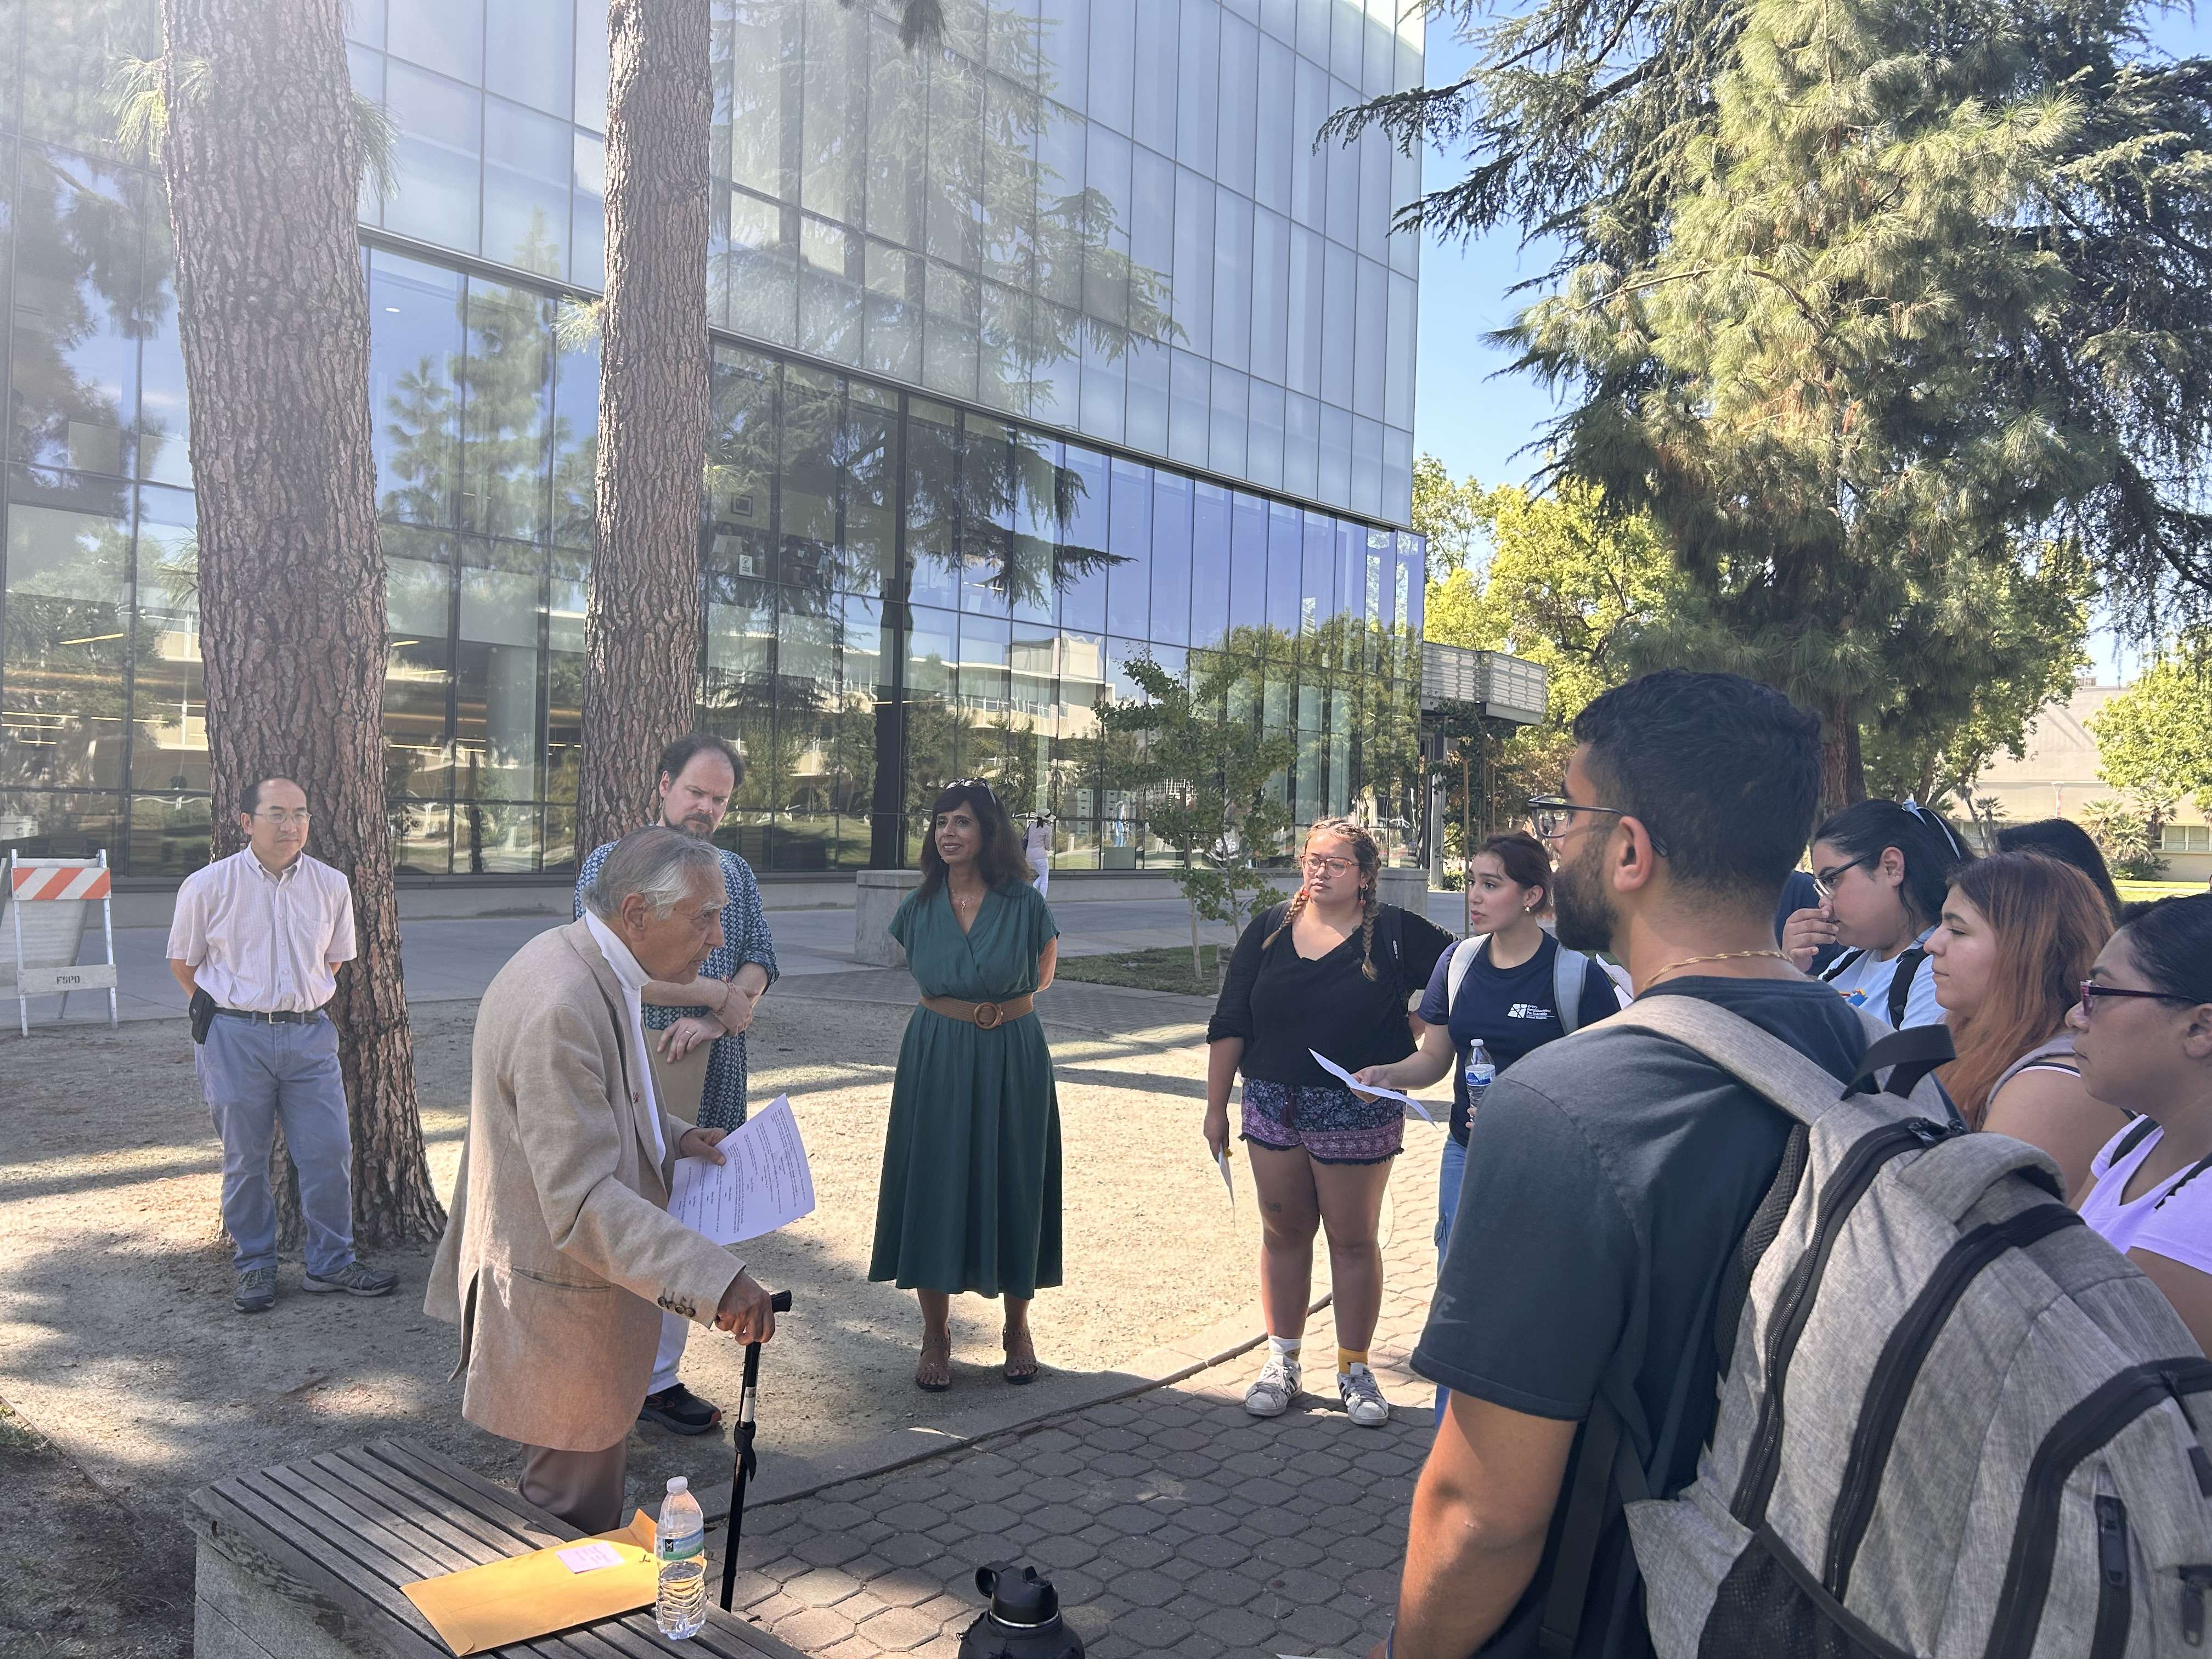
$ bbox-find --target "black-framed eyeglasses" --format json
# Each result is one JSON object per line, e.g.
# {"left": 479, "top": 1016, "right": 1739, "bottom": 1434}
{"left": 1813, "top": 854, "right": 1878, "bottom": 902}
{"left": 2078, "top": 981, "right": 2193, "bottom": 1020}
{"left": 1526, "top": 795, "right": 1671, "bottom": 857}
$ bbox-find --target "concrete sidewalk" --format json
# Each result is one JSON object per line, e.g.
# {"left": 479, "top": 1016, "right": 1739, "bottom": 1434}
{"left": 20, "top": 889, "right": 1466, "bottom": 1026}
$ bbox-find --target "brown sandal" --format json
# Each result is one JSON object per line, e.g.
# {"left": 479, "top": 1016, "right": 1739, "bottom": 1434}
{"left": 1002, "top": 1328, "right": 1039, "bottom": 1385}
{"left": 915, "top": 1330, "right": 952, "bottom": 1392}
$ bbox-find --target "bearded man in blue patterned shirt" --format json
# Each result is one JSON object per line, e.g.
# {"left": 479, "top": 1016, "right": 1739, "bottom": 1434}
{"left": 574, "top": 732, "right": 778, "bottom": 1435}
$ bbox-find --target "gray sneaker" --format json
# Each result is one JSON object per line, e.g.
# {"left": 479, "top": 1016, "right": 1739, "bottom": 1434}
{"left": 233, "top": 1266, "right": 276, "bottom": 1314}
{"left": 302, "top": 1261, "right": 398, "bottom": 1299}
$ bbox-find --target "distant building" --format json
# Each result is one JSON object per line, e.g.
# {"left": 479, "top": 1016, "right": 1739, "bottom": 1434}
{"left": 1971, "top": 680, "right": 2211, "bottom": 883}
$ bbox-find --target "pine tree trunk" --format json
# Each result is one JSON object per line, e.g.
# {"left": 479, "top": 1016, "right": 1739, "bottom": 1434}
{"left": 1819, "top": 697, "right": 1869, "bottom": 818}
{"left": 160, "top": 0, "right": 444, "bottom": 1248}
{"left": 577, "top": 0, "right": 713, "bottom": 855}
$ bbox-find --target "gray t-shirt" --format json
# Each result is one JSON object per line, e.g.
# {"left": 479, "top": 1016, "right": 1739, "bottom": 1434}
{"left": 1411, "top": 976, "right": 1869, "bottom": 1657}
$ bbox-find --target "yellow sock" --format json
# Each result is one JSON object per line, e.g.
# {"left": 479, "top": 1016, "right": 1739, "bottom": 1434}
{"left": 1339, "top": 1347, "right": 1368, "bottom": 1374}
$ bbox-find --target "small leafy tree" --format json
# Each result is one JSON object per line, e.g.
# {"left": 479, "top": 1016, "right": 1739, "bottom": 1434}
{"left": 2092, "top": 646, "right": 2212, "bottom": 820}
{"left": 2081, "top": 792, "right": 2174, "bottom": 881}
{"left": 1097, "top": 655, "right": 1297, "bottom": 981}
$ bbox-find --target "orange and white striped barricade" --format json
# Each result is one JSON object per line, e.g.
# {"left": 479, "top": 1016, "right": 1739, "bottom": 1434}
{"left": 5, "top": 850, "right": 119, "bottom": 1035}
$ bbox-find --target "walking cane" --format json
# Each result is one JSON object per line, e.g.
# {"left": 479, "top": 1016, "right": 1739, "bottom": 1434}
{"left": 720, "top": 1288, "right": 793, "bottom": 1613}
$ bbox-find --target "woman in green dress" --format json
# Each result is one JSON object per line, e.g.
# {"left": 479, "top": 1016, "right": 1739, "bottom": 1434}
{"left": 872, "top": 780, "right": 1062, "bottom": 1390}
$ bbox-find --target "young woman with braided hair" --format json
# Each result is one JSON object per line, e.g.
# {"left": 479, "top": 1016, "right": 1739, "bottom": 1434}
{"left": 2070, "top": 894, "right": 2212, "bottom": 1355}
{"left": 1205, "top": 817, "right": 1454, "bottom": 1428}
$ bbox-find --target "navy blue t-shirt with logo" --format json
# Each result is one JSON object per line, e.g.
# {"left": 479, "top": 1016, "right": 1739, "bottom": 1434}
{"left": 1417, "top": 933, "right": 1624, "bottom": 1143}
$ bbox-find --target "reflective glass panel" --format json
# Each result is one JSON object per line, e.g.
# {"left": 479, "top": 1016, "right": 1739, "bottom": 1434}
{"left": 370, "top": 251, "right": 464, "bottom": 527}
{"left": 1104, "top": 456, "right": 1151, "bottom": 638}
{"left": 1056, "top": 443, "right": 1110, "bottom": 633}
{"left": 12, "top": 148, "right": 139, "bottom": 479}
{"left": 3, "top": 467, "right": 129, "bottom": 788}
{"left": 460, "top": 278, "right": 554, "bottom": 541}
{"left": 387, "top": 63, "right": 483, "bottom": 253}
{"left": 1190, "top": 481, "right": 1233, "bottom": 648}
{"left": 483, "top": 98, "right": 571, "bottom": 276}
{"left": 129, "top": 482, "right": 206, "bottom": 792}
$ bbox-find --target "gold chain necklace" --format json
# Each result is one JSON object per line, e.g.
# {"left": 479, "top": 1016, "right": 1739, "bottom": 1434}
{"left": 1644, "top": 947, "right": 1788, "bottom": 988}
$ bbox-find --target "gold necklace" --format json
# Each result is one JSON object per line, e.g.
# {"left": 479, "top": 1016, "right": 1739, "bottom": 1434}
{"left": 1645, "top": 947, "right": 1788, "bottom": 988}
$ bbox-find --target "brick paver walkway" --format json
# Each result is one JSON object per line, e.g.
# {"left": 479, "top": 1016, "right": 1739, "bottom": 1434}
{"left": 718, "top": 1135, "right": 1446, "bottom": 1658}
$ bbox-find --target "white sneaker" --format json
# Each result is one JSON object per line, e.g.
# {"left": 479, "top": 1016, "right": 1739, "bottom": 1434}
{"left": 1245, "top": 1350, "right": 1302, "bottom": 1417}
{"left": 1338, "top": 1363, "right": 1391, "bottom": 1427}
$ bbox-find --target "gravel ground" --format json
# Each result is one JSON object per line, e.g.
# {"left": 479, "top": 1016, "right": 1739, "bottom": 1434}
{"left": 0, "top": 978, "right": 1362, "bottom": 1647}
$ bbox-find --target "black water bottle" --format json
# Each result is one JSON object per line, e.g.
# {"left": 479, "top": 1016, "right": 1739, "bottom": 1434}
{"left": 957, "top": 1562, "right": 1086, "bottom": 1659}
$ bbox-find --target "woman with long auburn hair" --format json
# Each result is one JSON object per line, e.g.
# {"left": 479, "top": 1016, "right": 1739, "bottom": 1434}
{"left": 1204, "top": 816, "right": 1453, "bottom": 1429}
{"left": 1925, "top": 850, "right": 2127, "bottom": 1194}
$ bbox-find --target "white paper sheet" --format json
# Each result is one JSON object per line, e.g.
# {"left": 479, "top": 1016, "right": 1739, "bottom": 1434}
{"left": 1215, "top": 1149, "right": 1235, "bottom": 1201}
{"left": 1307, "top": 1048, "right": 1438, "bottom": 1125}
{"left": 667, "top": 1093, "right": 817, "bottom": 1245}
{"left": 556, "top": 1542, "right": 623, "bottom": 1574}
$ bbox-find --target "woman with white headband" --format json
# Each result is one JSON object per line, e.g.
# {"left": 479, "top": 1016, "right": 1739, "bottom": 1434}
{"left": 1781, "top": 797, "right": 1971, "bottom": 1029}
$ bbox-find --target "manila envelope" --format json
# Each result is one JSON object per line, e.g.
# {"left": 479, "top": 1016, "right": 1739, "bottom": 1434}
{"left": 403, "top": 1509, "right": 663, "bottom": 1655}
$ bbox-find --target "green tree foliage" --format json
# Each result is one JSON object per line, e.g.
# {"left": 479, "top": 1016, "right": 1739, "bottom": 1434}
{"left": 2080, "top": 791, "right": 2175, "bottom": 879}
{"left": 1502, "top": 0, "right": 2112, "bottom": 805}
{"left": 2092, "top": 644, "right": 2212, "bottom": 816}
{"left": 1412, "top": 453, "right": 1488, "bottom": 582}
{"left": 1417, "top": 466, "right": 1679, "bottom": 844}
{"left": 1094, "top": 655, "right": 1297, "bottom": 980}
{"left": 1343, "top": 0, "right": 2212, "bottom": 632}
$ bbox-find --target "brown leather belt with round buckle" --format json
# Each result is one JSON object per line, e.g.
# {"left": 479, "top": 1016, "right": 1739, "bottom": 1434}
{"left": 919, "top": 993, "right": 1035, "bottom": 1029}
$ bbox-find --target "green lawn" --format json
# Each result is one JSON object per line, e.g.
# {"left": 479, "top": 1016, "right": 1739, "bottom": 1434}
{"left": 2115, "top": 879, "right": 2205, "bottom": 902}
{"left": 1054, "top": 944, "right": 1226, "bottom": 997}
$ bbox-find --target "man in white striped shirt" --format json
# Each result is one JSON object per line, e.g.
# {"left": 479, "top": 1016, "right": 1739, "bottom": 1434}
{"left": 168, "top": 777, "right": 396, "bottom": 1314}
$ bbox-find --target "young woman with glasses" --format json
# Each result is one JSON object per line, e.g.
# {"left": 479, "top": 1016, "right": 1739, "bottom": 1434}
{"left": 870, "top": 779, "right": 1062, "bottom": 1391}
{"left": 1781, "top": 798, "right": 1971, "bottom": 1029}
{"left": 2068, "top": 894, "right": 2212, "bottom": 1353}
{"left": 1204, "top": 817, "right": 1454, "bottom": 1429}
{"left": 1923, "top": 851, "right": 2126, "bottom": 1194}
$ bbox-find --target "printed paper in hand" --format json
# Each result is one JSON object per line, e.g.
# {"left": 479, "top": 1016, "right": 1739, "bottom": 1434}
{"left": 1307, "top": 1048, "right": 1438, "bottom": 1125}
{"left": 556, "top": 1542, "right": 623, "bottom": 1574}
{"left": 668, "top": 1093, "right": 817, "bottom": 1245}
{"left": 1215, "top": 1149, "right": 1235, "bottom": 1201}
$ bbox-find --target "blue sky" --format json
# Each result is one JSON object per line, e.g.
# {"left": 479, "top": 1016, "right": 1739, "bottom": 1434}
{"left": 1409, "top": 5, "right": 2210, "bottom": 682}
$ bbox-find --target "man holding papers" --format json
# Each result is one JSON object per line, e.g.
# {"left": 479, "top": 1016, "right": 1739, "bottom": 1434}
{"left": 427, "top": 827, "right": 777, "bottom": 1532}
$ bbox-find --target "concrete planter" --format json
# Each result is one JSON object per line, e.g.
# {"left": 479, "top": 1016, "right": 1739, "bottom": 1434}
{"left": 854, "top": 868, "right": 923, "bottom": 966}
{"left": 1376, "top": 866, "right": 1434, "bottom": 919}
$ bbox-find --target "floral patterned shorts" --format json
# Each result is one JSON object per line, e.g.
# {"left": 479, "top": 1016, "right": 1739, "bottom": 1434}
{"left": 1240, "top": 1078, "right": 1404, "bottom": 1165}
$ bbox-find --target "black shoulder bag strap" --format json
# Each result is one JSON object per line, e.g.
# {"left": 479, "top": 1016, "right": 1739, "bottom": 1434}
{"left": 1843, "top": 1023, "right": 1956, "bottom": 1104}
{"left": 1884, "top": 946, "right": 1929, "bottom": 1029}
{"left": 1537, "top": 1261, "right": 1729, "bottom": 1658}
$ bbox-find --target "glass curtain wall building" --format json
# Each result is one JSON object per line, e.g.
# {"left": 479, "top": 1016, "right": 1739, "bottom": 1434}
{"left": 1, "top": 0, "right": 1427, "bottom": 880}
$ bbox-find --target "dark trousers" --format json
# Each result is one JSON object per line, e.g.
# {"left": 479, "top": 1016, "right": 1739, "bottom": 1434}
{"left": 520, "top": 1439, "right": 630, "bottom": 1535}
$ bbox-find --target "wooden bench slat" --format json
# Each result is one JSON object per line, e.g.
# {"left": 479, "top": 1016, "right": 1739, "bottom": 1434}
{"left": 330, "top": 1447, "right": 541, "bottom": 1564}
{"left": 199, "top": 1480, "right": 448, "bottom": 1659}
{"left": 256, "top": 1465, "right": 459, "bottom": 1585}
{"left": 198, "top": 1441, "right": 810, "bottom": 1659}
{"left": 351, "top": 1444, "right": 561, "bottom": 1559}
{"left": 372, "top": 1439, "right": 574, "bottom": 1545}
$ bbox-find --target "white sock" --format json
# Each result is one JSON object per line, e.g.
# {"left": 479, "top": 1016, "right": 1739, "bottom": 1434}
{"left": 1268, "top": 1335, "right": 1302, "bottom": 1364}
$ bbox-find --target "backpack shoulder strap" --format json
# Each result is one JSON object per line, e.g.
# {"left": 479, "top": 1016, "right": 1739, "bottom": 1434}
{"left": 1554, "top": 946, "right": 1591, "bottom": 1036}
{"left": 1445, "top": 935, "right": 1486, "bottom": 1017}
{"left": 1884, "top": 946, "right": 1929, "bottom": 1028}
{"left": 1818, "top": 947, "right": 1865, "bottom": 984}
{"left": 2113, "top": 1115, "right": 2160, "bottom": 1165}
{"left": 1606, "top": 996, "right": 1863, "bottom": 1127}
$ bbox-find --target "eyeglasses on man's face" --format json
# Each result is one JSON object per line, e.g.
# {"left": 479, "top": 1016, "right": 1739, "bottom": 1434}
{"left": 1300, "top": 854, "right": 1357, "bottom": 877}
{"left": 2078, "top": 980, "right": 2192, "bottom": 1020}
{"left": 249, "top": 809, "right": 312, "bottom": 828}
{"left": 1525, "top": 795, "right": 1668, "bottom": 856}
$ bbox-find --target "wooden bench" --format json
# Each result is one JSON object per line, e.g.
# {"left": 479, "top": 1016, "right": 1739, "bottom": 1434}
{"left": 188, "top": 1438, "right": 808, "bottom": 1659}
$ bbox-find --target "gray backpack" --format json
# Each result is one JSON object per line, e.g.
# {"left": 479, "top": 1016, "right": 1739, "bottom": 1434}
{"left": 1580, "top": 996, "right": 2212, "bottom": 1659}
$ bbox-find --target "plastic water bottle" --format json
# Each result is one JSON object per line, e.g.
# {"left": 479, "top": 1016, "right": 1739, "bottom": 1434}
{"left": 655, "top": 1476, "right": 708, "bottom": 1639}
{"left": 1463, "top": 1040, "right": 1495, "bottom": 1116}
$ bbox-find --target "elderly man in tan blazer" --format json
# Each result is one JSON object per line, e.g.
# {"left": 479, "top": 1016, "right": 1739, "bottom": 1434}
{"left": 427, "top": 826, "right": 778, "bottom": 1532}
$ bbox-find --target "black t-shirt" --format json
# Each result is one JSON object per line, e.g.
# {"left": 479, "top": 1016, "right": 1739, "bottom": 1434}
{"left": 1415, "top": 934, "right": 1625, "bottom": 1143}
{"left": 1411, "top": 975, "right": 1868, "bottom": 1658}
{"left": 1206, "top": 902, "right": 1456, "bottom": 1087}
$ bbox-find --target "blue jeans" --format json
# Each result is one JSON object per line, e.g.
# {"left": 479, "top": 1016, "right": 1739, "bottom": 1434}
{"left": 1434, "top": 1135, "right": 1468, "bottom": 1426}
{"left": 197, "top": 1014, "right": 356, "bottom": 1277}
